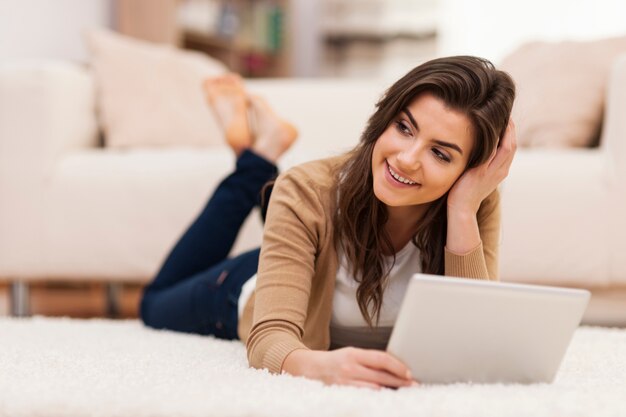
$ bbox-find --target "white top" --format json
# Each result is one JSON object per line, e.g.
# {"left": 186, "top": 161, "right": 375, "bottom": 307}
{"left": 239, "top": 241, "right": 421, "bottom": 350}
{"left": 238, "top": 270, "right": 258, "bottom": 319}
{"left": 329, "top": 241, "right": 421, "bottom": 349}
{"left": 330, "top": 240, "right": 421, "bottom": 327}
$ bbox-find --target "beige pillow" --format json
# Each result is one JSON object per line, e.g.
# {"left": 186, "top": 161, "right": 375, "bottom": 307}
{"left": 500, "top": 36, "right": 626, "bottom": 148}
{"left": 86, "top": 28, "right": 227, "bottom": 148}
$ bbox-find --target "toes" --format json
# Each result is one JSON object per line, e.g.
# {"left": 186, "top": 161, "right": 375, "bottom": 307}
{"left": 203, "top": 74, "right": 248, "bottom": 105}
{"left": 203, "top": 74, "right": 234, "bottom": 90}
{"left": 225, "top": 72, "right": 244, "bottom": 86}
{"left": 249, "top": 94, "right": 272, "bottom": 114}
{"left": 202, "top": 77, "right": 218, "bottom": 91}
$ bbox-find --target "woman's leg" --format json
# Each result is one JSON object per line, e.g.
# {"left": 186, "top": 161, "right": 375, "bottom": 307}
{"left": 144, "top": 150, "right": 277, "bottom": 294}
{"left": 142, "top": 75, "right": 277, "bottom": 293}
{"left": 140, "top": 74, "right": 297, "bottom": 337}
{"left": 142, "top": 248, "right": 260, "bottom": 339}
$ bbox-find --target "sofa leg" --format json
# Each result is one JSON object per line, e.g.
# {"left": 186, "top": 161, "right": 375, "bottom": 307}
{"left": 106, "top": 283, "right": 121, "bottom": 318}
{"left": 10, "top": 281, "right": 30, "bottom": 317}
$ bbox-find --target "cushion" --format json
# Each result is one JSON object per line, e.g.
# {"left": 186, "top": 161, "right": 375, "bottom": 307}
{"left": 500, "top": 36, "right": 626, "bottom": 148}
{"left": 86, "top": 28, "right": 227, "bottom": 148}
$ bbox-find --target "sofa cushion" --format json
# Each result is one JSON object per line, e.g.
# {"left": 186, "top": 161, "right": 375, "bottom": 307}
{"left": 500, "top": 36, "right": 626, "bottom": 148}
{"left": 86, "top": 28, "right": 227, "bottom": 148}
{"left": 43, "top": 148, "right": 262, "bottom": 282}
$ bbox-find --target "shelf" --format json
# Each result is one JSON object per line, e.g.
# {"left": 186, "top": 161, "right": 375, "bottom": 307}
{"left": 178, "top": 0, "right": 289, "bottom": 77}
{"left": 183, "top": 29, "right": 281, "bottom": 55}
{"left": 324, "top": 30, "right": 437, "bottom": 46}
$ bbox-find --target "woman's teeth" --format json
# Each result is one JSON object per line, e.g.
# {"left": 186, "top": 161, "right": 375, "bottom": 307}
{"left": 388, "top": 163, "right": 417, "bottom": 185}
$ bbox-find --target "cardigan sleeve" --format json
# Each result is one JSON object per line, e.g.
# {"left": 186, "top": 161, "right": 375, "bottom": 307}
{"left": 245, "top": 169, "right": 325, "bottom": 374}
{"left": 444, "top": 188, "right": 501, "bottom": 280}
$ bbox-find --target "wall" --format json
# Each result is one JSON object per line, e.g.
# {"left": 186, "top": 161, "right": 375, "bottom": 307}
{"left": 289, "top": 0, "right": 322, "bottom": 77}
{"left": 3, "top": 0, "right": 624, "bottom": 73}
{"left": 0, "top": 0, "right": 112, "bottom": 64}
{"left": 316, "top": 0, "right": 439, "bottom": 78}
{"left": 438, "top": 0, "right": 626, "bottom": 64}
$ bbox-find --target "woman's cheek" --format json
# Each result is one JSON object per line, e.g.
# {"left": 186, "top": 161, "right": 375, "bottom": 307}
{"left": 428, "top": 165, "right": 457, "bottom": 192}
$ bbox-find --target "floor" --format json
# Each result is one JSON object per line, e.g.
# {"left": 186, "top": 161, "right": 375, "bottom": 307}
{"left": 0, "top": 282, "right": 143, "bottom": 318}
{"left": 3, "top": 318, "right": 625, "bottom": 417}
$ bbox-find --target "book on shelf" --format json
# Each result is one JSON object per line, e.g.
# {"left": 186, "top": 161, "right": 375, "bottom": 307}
{"left": 180, "top": 0, "right": 285, "bottom": 54}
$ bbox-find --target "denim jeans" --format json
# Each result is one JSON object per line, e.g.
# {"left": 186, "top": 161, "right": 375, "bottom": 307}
{"left": 140, "top": 150, "right": 277, "bottom": 340}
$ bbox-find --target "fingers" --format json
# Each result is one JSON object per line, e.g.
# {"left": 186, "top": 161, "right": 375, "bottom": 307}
{"left": 488, "top": 118, "right": 517, "bottom": 171}
{"left": 353, "top": 365, "right": 415, "bottom": 388}
{"left": 324, "top": 348, "right": 419, "bottom": 390}
{"left": 499, "top": 119, "right": 517, "bottom": 169}
{"left": 486, "top": 141, "right": 498, "bottom": 165}
{"left": 348, "top": 380, "right": 382, "bottom": 390}
{"left": 501, "top": 119, "right": 517, "bottom": 155}
{"left": 353, "top": 349, "right": 412, "bottom": 381}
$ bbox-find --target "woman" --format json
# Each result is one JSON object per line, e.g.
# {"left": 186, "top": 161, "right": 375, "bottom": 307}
{"left": 141, "top": 56, "right": 517, "bottom": 390}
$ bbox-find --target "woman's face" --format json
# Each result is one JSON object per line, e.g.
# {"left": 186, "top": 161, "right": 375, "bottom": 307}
{"left": 371, "top": 92, "right": 475, "bottom": 214}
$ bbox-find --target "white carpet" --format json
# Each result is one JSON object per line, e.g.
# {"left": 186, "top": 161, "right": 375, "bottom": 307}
{"left": 1, "top": 317, "right": 625, "bottom": 417}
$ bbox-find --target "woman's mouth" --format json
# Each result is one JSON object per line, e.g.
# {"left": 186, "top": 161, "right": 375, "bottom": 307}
{"left": 385, "top": 160, "right": 420, "bottom": 187}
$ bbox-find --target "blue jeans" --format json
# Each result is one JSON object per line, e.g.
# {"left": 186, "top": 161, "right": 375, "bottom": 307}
{"left": 140, "top": 150, "right": 277, "bottom": 340}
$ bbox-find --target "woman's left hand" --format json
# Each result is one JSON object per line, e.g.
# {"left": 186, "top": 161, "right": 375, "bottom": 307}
{"left": 447, "top": 119, "right": 517, "bottom": 215}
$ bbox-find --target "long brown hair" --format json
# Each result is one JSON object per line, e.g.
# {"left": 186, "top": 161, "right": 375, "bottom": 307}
{"left": 333, "top": 56, "right": 515, "bottom": 327}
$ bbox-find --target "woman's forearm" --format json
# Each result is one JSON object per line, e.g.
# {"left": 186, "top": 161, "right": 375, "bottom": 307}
{"left": 282, "top": 348, "right": 317, "bottom": 377}
{"left": 445, "top": 207, "right": 481, "bottom": 254}
{"left": 281, "top": 346, "right": 415, "bottom": 389}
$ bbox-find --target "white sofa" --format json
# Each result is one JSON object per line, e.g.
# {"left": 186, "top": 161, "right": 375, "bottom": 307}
{"left": 1, "top": 59, "right": 626, "bottom": 325}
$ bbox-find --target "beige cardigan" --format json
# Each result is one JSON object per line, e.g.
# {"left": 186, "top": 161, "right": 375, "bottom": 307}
{"left": 237, "top": 156, "right": 500, "bottom": 374}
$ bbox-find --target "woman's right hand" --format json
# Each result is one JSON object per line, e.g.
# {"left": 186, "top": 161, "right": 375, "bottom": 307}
{"left": 282, "top": 347, "right": 417, "bottom": 390}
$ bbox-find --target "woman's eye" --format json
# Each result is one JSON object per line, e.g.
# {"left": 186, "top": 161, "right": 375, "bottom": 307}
{"left": 432, "top": 148, "right": 451, "bottom": 163}
{"left": 394, "top": 121, "right": 412, "bottom": 136}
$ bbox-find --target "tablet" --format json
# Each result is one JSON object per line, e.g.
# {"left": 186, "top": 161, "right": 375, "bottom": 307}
{"left": 386, "top": 273, "right": 590, "bottom": 384}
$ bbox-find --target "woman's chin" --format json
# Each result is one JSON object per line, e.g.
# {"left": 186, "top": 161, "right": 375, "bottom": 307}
{"left": 373, "top": 189, "right": 408, "bottom": 207}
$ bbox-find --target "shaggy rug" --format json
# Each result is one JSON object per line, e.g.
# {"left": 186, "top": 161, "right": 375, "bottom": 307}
{"left": 0, "top": 317, "right": 625, "bottom": 417}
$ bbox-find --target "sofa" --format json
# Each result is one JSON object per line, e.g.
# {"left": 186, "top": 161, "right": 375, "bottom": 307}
{"left": 1, "top": 57, "right": 626, "bottom": 325}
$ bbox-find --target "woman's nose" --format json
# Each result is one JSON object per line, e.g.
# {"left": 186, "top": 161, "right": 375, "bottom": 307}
{"left": 397, "top": 145, "right": 423, "bottom": 171}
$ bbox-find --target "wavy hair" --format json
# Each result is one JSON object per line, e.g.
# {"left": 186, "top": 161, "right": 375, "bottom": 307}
{"left": 333, "top": 56, "right": 515, "bottom": 327}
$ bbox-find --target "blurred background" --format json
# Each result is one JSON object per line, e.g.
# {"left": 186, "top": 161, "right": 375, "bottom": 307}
{"left": 1, "top": 0, "right": 625, "bottom": 319}
{"left": 1, "top": 0, "right": 625, "bottom": 79}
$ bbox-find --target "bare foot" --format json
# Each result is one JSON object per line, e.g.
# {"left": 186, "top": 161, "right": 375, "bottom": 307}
{"left": 203, "top": 73, "right": 251, "bottom": 155}
{"left": 249, "top": 95, "right": 298, "bottom": 163}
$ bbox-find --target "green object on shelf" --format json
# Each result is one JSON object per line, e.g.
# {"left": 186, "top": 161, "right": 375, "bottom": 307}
{"left": 267, "top": 5, "right": 283, "bottom": 52}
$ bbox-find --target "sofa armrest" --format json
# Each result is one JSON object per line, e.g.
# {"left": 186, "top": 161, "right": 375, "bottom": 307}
{"left": 600, "top": 54, "right": 626, "bottom": 180}
{"left": 0, "top": 61, "right": 98, "bottom": 278}
{"left": 601, "top": 55, "right": 626, "bottom": 282}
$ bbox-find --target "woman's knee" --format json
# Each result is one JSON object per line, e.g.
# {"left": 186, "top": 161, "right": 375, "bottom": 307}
{"left": 139, "top": 289, "right": 156, "bottom": 327}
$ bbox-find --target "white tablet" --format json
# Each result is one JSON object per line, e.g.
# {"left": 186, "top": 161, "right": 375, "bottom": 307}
{"left": 386, "top": 273, "right": 590, "bottom": 384}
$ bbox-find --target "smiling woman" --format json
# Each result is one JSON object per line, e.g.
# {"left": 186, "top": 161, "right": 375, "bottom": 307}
{"left": 371, "top": 92, "right": 474, "bottom": 209}
{"left": 335, "top": 57, "right": 515, "bottom": 335}
{"left": 139, "top": 56, "right": 516, "bottom": 391}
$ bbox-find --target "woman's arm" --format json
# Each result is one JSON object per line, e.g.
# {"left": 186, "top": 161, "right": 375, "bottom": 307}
{"left": 444, "top": 189, "right": 500, "bottom": 279}
{"left": 283, "top": 347, "right": 416, "bottom": 390}
{"left": 444, "top": 119, "right": 516, "bottom": 280}
{"left": 245, "top": 170, "right": 320, "bottom": 373}
{"left": 246, "top": 165, "right": 415, "bottom": 389}
{"left": 446, "top": 207, "right": 481, "bottom": 255}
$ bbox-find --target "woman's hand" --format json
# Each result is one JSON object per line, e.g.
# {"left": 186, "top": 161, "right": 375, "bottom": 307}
{"left": 282, "top": 347, "right": 417, "bottom": 390}
{"left": 447, "top": 119, "right": 517, "bottom": 215}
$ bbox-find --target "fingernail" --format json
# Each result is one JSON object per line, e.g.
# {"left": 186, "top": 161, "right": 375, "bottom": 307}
{"left": 411, "top": 381, "right": 419, "bottom": 387}
{"left": 406, "top": 370, "right": 412, "bottom": 380}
